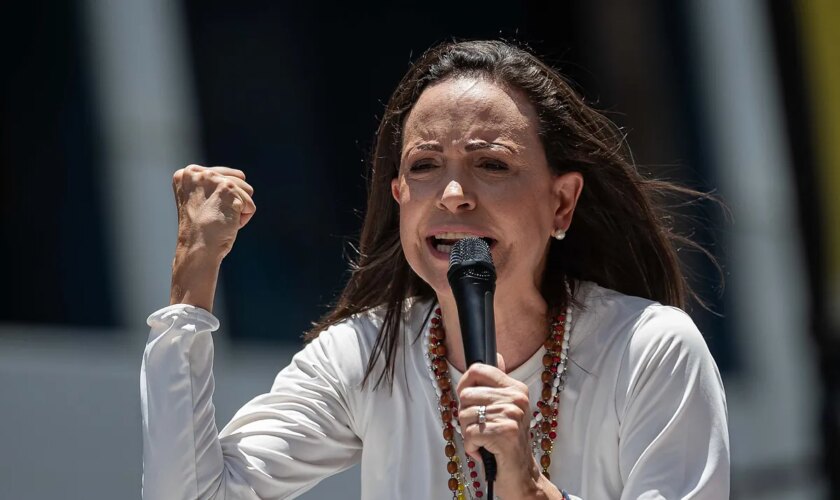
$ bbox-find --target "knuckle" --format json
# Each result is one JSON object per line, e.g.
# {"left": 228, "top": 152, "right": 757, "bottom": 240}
{"left": 505, "top": 405, "right": 525, "bottom": 422}
{"left": 185, "top": 164, "right": 203, "bottom": 173}
{"left": 461, "top": 425, "right": 476, "bottom": 439}
{"left": 465, "top": 365, "right": 481, "bottom": 376}
{"left": 511, "top": 392, "right": 529, "bottom": 409}
{"left": 501, "top": 421, "right": 519, "bottom": 434}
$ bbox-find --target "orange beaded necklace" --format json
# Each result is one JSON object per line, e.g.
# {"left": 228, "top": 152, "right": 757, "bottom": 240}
{"left": 424, "top": 281, "right": 573, "bottom": 499}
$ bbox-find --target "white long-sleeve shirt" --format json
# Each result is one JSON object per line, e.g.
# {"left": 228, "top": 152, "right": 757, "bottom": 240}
{"left": 141, "top": 280, "right": 729, "bottom": 499}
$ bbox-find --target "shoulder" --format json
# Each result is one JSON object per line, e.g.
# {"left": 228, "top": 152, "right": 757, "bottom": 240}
{"left": 573, "top": 282, "right": 724, "bottom": 418}
{"left": 572, "top": 282, "right": 714, "bottom": 377}
{"left": 314, "top": 297, "right": 434, "bottom": 355}
{"left": 297, "top": 297, "right": 435, "bottom": 388}
{"left": 628, "top": 305, "right": 709, "bottom": 364}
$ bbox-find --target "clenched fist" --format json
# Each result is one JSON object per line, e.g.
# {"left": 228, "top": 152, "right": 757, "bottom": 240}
{"left": 169, "top": 164, "right": 256, "bottom": 311}
{"left": 172, "top": 164, "right": 256, "bottom": 260}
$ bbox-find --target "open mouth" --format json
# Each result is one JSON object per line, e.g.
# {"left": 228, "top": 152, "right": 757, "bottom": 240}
{"left": 427, "top": 233, "right": 496, "bottom": 255}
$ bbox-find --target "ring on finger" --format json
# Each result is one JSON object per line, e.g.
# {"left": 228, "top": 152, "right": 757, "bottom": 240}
{"left": 477, "top": 405, "right": 487, "bottom": 425}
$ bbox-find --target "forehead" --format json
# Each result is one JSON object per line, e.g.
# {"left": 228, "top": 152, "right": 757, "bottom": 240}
{"left": 402, "top": 77, "right": 539, "bottom": 144}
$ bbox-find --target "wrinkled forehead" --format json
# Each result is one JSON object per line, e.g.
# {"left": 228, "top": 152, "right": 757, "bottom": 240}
{"left": 401, "top": 77, "right": 539, "bottom": 150}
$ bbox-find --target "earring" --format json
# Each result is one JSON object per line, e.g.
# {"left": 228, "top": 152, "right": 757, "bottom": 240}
{"left": 553, "top": 228, "right": 566, "bottom": 240}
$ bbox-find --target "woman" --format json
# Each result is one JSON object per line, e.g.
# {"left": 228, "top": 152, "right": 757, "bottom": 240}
{"left": 142, "top": 40, "right": 729, "bottom": 499}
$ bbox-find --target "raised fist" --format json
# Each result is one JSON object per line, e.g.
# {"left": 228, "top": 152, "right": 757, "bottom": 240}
{"left": 171, "top": 164, "right": 256, "bottom": 260}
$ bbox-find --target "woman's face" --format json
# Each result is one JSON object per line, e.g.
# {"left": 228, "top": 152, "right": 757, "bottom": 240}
{"left": 391, "top": 77, "right": 582, "bottom": 297}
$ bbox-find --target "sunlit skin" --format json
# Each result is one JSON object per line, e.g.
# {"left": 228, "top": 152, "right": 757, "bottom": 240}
{"left": 391, "top": 77, "right": 583, "bottom": 498}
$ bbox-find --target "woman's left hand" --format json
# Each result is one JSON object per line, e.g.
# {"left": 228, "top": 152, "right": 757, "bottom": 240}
{"left": 456, "top": 354, "right": 560, "bottom": 499}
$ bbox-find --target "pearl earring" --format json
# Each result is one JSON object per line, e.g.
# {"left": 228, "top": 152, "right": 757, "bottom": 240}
{"left": 553, "top": 228, "right": 566, "bottom": 240}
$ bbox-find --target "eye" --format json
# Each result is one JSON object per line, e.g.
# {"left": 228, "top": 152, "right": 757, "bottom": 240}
{"left": 409, "top": 161, "right": 438, "bottom": 172}
{"left": 480, "top": 160, "right": 509, "bottom": 171}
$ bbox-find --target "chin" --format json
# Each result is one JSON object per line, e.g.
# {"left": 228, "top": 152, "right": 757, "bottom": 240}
{"left": 420, "top": 268, "right": 452, "bottom": 297}
{"left": 407, "top": 257, "right": 450, "bottom": 297}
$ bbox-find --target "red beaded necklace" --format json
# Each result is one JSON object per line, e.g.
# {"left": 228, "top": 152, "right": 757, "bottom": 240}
{"left": 424, "top": 282, "right": 573, "bottom": 499}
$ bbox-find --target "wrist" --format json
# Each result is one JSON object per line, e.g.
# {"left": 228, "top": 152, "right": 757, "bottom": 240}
{"left": 174, "top": 238, "right": 225, "bottom": 262}
{"left": 170, "top": 245, "right": 223, "bottom": 312}
{"left": 501, "top": 457, "right": 563, "bottom": 500}
{"left": 523, "top": 473, "right": 565, "bottom": 500}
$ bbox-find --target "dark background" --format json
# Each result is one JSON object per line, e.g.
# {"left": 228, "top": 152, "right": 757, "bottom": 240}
{"left": 1, "top": 1, "right": 727, "bottom": 340}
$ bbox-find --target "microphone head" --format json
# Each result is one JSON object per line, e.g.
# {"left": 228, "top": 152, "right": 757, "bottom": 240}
{"left": 447, "top": 237, "right": 496, "bottom": 282}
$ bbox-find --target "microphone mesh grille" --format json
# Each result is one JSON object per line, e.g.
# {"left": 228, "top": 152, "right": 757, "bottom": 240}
{"left": 449, "top": 237, "right": 493, "bottom": 268}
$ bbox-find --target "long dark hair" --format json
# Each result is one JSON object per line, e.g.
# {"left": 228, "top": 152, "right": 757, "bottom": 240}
{"left": 305, "top": 40, "right": 719, "bottom": 390}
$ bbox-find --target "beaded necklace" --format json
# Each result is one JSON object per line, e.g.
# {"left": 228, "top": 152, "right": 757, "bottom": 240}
{"left": 423, "top": 281, "right": 573, "bottom": 500}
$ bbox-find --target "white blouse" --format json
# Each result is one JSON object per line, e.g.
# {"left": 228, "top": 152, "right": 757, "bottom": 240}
{"left": 141, "top": 281, "right": 729, "bottom": 499}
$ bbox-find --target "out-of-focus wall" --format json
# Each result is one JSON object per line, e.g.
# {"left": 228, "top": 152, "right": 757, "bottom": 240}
{"left": 0, "top": 330, "right": 359, "bottom": 499}
{"left": 686, "top": 0, "right": 822, "bottom": 497}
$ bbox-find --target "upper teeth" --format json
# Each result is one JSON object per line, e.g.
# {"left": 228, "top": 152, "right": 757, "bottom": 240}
{"left": 434, "top": 232, "right": 484, "bottom": 240}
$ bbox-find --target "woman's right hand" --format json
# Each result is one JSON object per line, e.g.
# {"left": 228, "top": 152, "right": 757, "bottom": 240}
{"left": 172, "top": 164, "right": 256, "bottom": 259}
{"left": 169, "top": 164, "right": 256, "bottom": 311}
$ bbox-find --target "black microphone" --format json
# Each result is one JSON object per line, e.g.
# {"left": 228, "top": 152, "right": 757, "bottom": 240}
{"left": 447, "top": 237, "right": 498, "bottom": 491}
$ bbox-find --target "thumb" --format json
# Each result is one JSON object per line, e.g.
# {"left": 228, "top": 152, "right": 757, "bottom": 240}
{"left": 496, "top": 352, "right": 506, "bottom": 373}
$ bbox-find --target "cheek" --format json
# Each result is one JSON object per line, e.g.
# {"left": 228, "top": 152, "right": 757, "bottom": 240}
{"left": 396, "top": 180, "right": 438, "bottom": 239}
{"left": 502, "top": 200, "right": 554, "bottom": 258}
{"left": 500, "top": 187, "right": 554, "bottom": 232}
{"left": 397, "top": 199, "right": 425, "bottom": 262}
{"left": 398, "top": 210, "right": 414, "bottom": 246}
{"left": 526, "top": 203, "right": 555, "bottom": 237}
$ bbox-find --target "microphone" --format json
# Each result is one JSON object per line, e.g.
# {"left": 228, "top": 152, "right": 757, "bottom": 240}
{"left": 447, "top": 237, "right": 498, "bottom": 491}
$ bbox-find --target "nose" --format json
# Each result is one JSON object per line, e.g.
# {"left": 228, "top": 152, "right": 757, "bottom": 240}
{"left": 437, "top": 180, "right": 476, "bottom": 213}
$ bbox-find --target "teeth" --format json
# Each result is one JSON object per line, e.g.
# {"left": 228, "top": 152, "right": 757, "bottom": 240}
{"left": 434, "top": 232, "right": 484, "bottom": 240}
{"left": 432, "top": 233, "right": 493, "bottom": 254}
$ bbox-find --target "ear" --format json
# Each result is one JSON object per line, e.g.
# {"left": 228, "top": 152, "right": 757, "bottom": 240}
{"left": 391, "top": 177, "right": 401, "bottom": 204}
{"left": 552, "top": 171, "right": 584, "bottom": 232}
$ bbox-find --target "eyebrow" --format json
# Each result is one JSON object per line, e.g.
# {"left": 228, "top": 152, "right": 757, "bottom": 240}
{"left": 465, "top": 140, "right": 515, "bottom": 153}
{"left": 405, "top": 140, "right": 516, "bottom": 157}
{"left": 414, "top": 143, "right": 443, "bottom": 153}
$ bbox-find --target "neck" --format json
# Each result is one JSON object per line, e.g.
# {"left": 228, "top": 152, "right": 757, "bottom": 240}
{"left": 437, "top": 286, "right": 550, "bottom": 373}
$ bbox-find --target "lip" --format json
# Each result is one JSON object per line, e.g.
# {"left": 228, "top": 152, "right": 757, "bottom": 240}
{"left": 425, "top": 226, "right": 497, "bottom": 261}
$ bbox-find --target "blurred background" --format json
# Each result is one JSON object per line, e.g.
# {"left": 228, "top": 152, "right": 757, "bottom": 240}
{"left": 1, "top": 0, "right": 837, "bottom": 498}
